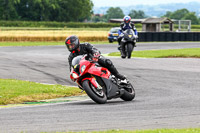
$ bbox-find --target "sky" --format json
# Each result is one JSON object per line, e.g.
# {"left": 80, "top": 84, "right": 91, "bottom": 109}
{"left": 91, "top": 0, "right": 200, "bottom": 7}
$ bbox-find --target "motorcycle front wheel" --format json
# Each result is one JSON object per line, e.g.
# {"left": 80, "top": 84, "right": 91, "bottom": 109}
{"left": 127, "top": 43, "right": 134, "bottom": 59}
{"left": 82, "top": 80, "right": 107, "bottom": 104}
{"left": 120, "top": 83, "right": 135, "bottom": 101}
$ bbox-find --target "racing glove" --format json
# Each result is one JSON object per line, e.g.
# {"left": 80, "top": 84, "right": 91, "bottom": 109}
{"left": 93, "top": 52, "right": 100, "bottom": 61}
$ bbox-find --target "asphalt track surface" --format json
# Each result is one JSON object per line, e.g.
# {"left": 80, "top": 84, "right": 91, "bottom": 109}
{"left": 0, "top": 42, "right": 200, "bottom": 132}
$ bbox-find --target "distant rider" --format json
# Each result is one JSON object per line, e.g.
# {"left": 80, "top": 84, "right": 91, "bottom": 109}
{"left": 117, "top": 16, "right": 138, "bottom": 53}
{"left": 65, "top": 35, "right": 126, "bottom": 80}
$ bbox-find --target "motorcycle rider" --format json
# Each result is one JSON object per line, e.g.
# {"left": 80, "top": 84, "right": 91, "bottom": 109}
{"left": 65, "top": 35, "right": 126, "bottom": 80}
{"left": 118, "top": 16, "right": 138, "bottom": 56}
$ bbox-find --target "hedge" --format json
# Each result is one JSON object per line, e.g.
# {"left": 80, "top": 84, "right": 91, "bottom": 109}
{"left": 0, "top": 20, "right": 142, "bottom": 28}
{"left": 1, "top": 20, "right": 199, "bottom": 29}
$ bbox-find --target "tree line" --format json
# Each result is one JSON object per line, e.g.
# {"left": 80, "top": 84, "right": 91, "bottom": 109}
{"left": 0, "top": 1, "right": 200, "bottom": 24}
{"left": 91, "top": 7, "right": 147, "bottom": 22}
{"left": 162, "top": 8, "right": 200, "bottom": 24}
{"left": 0, "top": 0, "right": 93, "bottom": 22}
{"left": 92, "top": 7, "right": 200, "bottom": 24}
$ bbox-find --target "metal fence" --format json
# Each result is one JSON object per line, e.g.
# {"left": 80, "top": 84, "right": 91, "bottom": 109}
{"left": 138, "top": 32, "right": 200, "bottom": 42}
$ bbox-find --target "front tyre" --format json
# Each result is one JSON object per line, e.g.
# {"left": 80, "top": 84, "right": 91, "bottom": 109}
{"left": 82, "top": 80, "right": 107, "bottom": 104}
{"left": 127, "top": 43, "right": 134, "bottom": 59}
{"left": 120, "top": 83, "right": 135, "bottom": 101}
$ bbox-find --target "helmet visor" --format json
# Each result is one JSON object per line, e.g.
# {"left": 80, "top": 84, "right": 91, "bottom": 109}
{"left": 125, "top": 20, "right": 129, "bottom": 23}
{"left": 125, "top": 19, "right": 130, "bottom": 23}
{"left": 67, "top": 43, "right": 76, "bottom": 51}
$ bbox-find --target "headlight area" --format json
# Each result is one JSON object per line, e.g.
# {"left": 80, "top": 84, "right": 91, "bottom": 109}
{"left": 72, "top": 73, "right": 79, "bottom": 79}
{"left": 81, "top": 65, "right": 86, "bottom": 73}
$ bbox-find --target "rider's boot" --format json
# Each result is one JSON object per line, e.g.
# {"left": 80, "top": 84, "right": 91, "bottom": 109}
{"left": 117, "top": 39, "right": 121, "bottom": 50}
{"left": 134, "top": 42, "right": 137, "bottom": 47}
{"left": 120, "top": 42, "right": 127, "bottom": 58}
{"left": 121, "top": 53, "right": 126, "bottom": 58}
{"left": 115, "top": 73, "right": 126, "bottom": 80}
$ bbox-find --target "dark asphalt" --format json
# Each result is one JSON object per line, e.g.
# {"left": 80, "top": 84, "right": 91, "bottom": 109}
{"left": 0, "top": 42, "right": 200, "bottom": 132}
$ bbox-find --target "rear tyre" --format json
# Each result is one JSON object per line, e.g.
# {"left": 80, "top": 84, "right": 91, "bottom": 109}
{"left": 82, "top": 80, "right": 107, "bottom": 104}
{"left": 120, "top": 83, "right": 135, "bottom": 101}
{"left": 127, "top": 43, "right": 134, "bottom": 59}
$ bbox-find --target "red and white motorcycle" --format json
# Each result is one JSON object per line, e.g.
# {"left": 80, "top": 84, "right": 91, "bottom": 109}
{"left": 70, "top": 55, "right": 135, "bottom": 104}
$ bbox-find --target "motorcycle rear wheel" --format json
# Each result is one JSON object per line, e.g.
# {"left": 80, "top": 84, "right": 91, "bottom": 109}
{"left": 120, "top": 83, "right": 135, "bottom": 101}
{"left": 82, "top": 80, "right": 107, "bottom": 104}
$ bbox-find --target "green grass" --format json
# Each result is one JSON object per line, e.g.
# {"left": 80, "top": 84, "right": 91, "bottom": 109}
{"left": 1, "top": 26, "right": 199, "bottom": 32}
{"left": 0, "top": 42, "right": 63, "bottom": 46}
{"left": 64, "top": 128, "right": 200, "bottom": 133}
{"left": 0, "top": 27, "right": 111, "bottom": 31}
{"left": 0, "top": 79, "right": 81, "bottom": 105}
{"left": 0, "top": 41, "right": 117, "bottom": 46}
{"left": 108, "top": 48, "right": 200, "bottom": 58}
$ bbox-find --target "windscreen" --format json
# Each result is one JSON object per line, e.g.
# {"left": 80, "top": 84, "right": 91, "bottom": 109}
{"left": 71, "top": 55, "right": 83, "bottom": 68}
{"left": 124, "top": 29, "right": 135, "bottom": 35}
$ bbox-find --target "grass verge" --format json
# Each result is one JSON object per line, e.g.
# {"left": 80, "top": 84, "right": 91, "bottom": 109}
{"left": 65, "top": 128, "right": 200, "bottom": 133}
{"left": 0, "top": 27, "right": 111, "bottom": 31}
{"left": 0, "top": 79, "right": 81, "bottom": 105}
{"left": 0, "top": 41, "right": 117, "bottom": 46}
{"left": 108, "top": 48, "right": 200, "bottom": 58}
{"left": 0, "top": 41, "right": 63, "bottom": 46}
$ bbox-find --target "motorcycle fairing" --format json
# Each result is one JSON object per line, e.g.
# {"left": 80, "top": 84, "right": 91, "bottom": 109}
{"left": 81, "top": 77, "right": 98, "bottom": 88}
{"left": 122, "top": 29, "right": 136, "bottom": 42}
{"left": 80, "top": 62, "right": 110, "bottom": 79}
{"left": 70, "top": 67, "right": 80, "bottom": 81}
{"left": 101, "top": 77, "right": 124, "bottom": 99}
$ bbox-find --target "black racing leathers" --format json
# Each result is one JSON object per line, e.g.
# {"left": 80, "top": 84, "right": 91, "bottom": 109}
{"left": 68, "top": 43, "right": 99, "bottom": 70}
{"left": 120, "top": 22, "right": 136, "bottom": 31}
{"left": 68, "top": 43, "right": 125, "bottom": 80}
